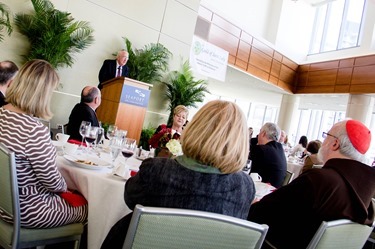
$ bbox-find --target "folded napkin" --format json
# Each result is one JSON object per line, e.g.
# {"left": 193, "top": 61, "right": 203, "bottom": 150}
{"left": 59, "top": 191, "right": 87, "bottom": 207}
{"left": 67, "top": 139, "right": 86, "bottom": 147}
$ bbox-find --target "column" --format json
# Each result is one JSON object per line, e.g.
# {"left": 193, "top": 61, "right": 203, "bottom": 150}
{"left": 346, "top": 94, "right": 374, "bottom": 126}
{"left": 277, "top": 94, "right": 300, "bottom": 135}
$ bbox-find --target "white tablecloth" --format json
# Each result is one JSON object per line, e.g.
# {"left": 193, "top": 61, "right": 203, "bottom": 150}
{"left": 287, "top": 161, "right": 303, "bottom": 180}
{"left": 56, "top": 152, "right": 141, "bottom": 249}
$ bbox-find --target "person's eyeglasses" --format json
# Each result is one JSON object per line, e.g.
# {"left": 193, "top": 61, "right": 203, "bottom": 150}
{"left": 322, "top": 132, "right": 338, "bottom": 139}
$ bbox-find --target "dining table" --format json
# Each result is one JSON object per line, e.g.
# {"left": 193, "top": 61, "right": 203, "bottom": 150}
{"left": 56, "top": 147, "right": 277, "bottom": 249}
{"left": 56, "top": 148, "right": 141, "bottom": 249}
{"left": 287, "top": 158, "right": 304, "bottom": 180}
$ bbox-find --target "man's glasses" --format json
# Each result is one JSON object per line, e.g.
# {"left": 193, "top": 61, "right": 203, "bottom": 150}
{"left": 322, "top": 132, "right": 338, "bottom": 139}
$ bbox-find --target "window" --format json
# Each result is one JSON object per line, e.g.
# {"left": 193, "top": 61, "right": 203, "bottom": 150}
{"left": 309, "top": 0, "right": 366, "bottom": 54}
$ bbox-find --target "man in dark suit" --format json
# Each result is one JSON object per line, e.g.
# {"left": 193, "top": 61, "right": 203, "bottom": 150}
{"left": 67, "top": 86, "right": 101, "bottom": 141}
{"left": 98, "top": 50, "right": 130, "bottom": 90}
{"left": 250, "top": 122, "right": 286, "bottom": 188}
{"left": 0, "top": 60, "right": 18, "bottom": 107}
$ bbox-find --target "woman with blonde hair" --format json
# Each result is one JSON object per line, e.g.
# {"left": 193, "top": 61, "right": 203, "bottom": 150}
{"left": 149, "top": 104, "right": 189, "bottom": 156}
{"left": 0, "top": 59, "right": 87, "bottom": 228}
{"left": 101, "top": 100, "right": 255, "bottom": 248}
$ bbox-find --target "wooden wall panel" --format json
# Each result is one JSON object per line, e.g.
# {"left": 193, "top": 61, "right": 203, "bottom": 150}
{"left": 271, "top": 60, "right": 281, "bottom": 77}
{"left": 252, "top": 38, "right": 274, "bottom": 57}
{"left": 235, "top": 58, "right": 248, "bottom": 71}
{"left": 249, "top": 48, "right": 272, "bottom": 73}
{"left": 240, "top": 31, "right": 253, "bottom": 44}
{"left": 354, "top": 55, "right": 375, "bottom": 66}
{"left": 237, "top": 41, "right": 251, "bottom": 62}
{"left": 351, "top": 66, "right": 375, "bottom": 84}
{"left": 208, "top": 25, "right": 239, "bottom": 56}
{"left": 307, "top": 70, "right": 337, "bottom": 86}
{"left": 212, "top": 14, "right": 241, "bottom": 37}
{"left": 198, "top": 8, "right": 375, "bottom": 94}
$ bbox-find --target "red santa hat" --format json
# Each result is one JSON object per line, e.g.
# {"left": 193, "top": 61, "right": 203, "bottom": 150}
{"left": 346, "top": 120, "right": 371, "bottom": 154}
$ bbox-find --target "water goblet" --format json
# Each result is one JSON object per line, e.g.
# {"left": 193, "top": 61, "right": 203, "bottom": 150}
{"left": 96, "top": 127, "right": 105, "bottom": 147}
{"left": 121, "top": 138, "right": 137, "bottom": 165}
{"left": 79, "top": 121, "right": 91, "bottom": 150}
{"left": 109, "top": 136, "right": 123, "bottom": 169}
{"left": 106, "top": 125, "right": 117, "bottom": 140}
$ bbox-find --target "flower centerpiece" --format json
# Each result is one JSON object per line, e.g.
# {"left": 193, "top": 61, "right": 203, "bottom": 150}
{"left": 149, "top": 124, "right": 182, "bottom": 157}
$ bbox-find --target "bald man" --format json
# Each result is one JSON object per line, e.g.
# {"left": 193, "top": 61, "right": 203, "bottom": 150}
{"left": 67, "top": 86, "right": 101, "bottom": 141}
{"left": 98, "top": 50, "right": 129, "bottom": 90}
{"left": 0, "top": 60, "right": 18, "bottom": 107}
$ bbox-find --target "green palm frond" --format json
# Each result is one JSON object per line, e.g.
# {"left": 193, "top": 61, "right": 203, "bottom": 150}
{"left": 0, "top": 2, "right": 13, "bottom": 42}
{"left": 162, "top": 60, "right": 210, "bottom": 124}
{"left": 14, "top": 0, "right": 94, "bottom": 68}
{"left": 124, "top": 37, "right": 171, "bottom": 83}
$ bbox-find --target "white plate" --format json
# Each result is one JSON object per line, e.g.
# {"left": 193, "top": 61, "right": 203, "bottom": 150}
{"left": 64, "top": 155, "right": 110, "bottom": 170}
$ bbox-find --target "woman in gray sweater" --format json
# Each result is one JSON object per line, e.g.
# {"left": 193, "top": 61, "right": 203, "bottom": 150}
{"left": 101, "top": 100, "right": 255, "bottom": 249}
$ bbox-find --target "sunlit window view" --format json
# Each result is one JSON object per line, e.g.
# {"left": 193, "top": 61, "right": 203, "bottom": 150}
{"left": 309, "top": 0, "right": 366, "bottom": 54}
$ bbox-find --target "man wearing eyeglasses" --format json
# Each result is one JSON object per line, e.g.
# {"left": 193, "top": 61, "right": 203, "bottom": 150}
{"left": 248, "top": 119, "right": 375, "bottom": 249}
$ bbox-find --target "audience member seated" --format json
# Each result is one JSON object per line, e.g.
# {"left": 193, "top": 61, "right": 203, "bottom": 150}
{"left": 149, "top": 105, "right": 188, "bottom": 157}
{"left": 101, "top": 100, "right": 255, "bottom": 249}
{"left": 290, "top": 135, "right": 308, "bottom": 157}
{"left": 248, "top": 119, "right": 375, "bottom": 249}
{"left": 67, "top": 86, "right": 101, "bottom": 141}
{"left": 0, "top": 60, "right": 18, "bottom": 107}
{"left": 300, "top": 140, "right": 323, "bottom": 174}
{"left": 250, "top": 122, "right": 286, "bottom": 188}
{"left": 0, "top": 59, "right": 87, "bottom": 228}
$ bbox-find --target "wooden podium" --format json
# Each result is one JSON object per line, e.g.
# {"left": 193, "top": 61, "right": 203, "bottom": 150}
{"left": 96, "top": 77, "right": 152, "bottom": 144}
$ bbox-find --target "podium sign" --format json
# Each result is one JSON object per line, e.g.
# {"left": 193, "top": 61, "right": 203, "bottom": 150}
{"left": 120, "top": 85, "right": 150, "bottom": 108}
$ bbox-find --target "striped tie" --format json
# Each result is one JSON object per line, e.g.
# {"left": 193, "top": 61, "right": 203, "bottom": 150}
{"left": 116, "top": 66, "right": 121, "bottom": 77}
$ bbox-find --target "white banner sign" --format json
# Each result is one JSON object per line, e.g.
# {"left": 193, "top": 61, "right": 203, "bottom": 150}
{"left": 190, "top": 36, "right": 228, "bottom": 82}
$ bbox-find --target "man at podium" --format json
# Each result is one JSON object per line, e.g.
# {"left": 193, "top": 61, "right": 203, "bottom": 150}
{"left": 98, "top": 50, "right": 130, "bottom": 90}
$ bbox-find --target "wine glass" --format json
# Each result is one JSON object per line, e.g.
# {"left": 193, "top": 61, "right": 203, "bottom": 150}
{"left": 109, "top": 136, "right": 122, "bottom": 169}
{"left": 121, "top": 138, "right": 137, "bottom": 165}
{"left": 79, "top": 121, "right": 91, "bottom": 149}
{"left": 106, "top": 125, "right": 117, "bottom": 141}
{"left": 96, "top": 127, "right": 105, "bottom": 147}
{"left": 85, "top": 126, "right": 99, "bottom": 152}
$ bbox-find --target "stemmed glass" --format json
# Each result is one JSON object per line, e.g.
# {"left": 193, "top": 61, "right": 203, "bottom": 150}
{"left": 109, "top": 136, "right": 123, "bottom": 169}
{"left": 121, "top": 138, "right": 137, "bottom": 165}
{"left": 79, "top": 121, "right": 91, "bottom": 149}
{"left": 106, "top": 125, "right": 117, "bottom": 141}
{"left": 85, "top": 126, "right": 99, "bottom": 152}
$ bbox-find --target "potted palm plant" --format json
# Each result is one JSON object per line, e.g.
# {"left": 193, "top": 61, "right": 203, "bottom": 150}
{"left": 124, "top": 37, "right": 171, "bottom": 83}
{"left": 0, "top": 2, "right": 12, "bottom": 42}
{"left": 14, "top": 0, "right": 94, "bottom": 68}
{"left": 162, "top": 60, "right": 210, "bottom": 125}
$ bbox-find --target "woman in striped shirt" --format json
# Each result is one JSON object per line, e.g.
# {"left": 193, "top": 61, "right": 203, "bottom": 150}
{"left": 0, "top": 59, "right": 87, "bottom": 228}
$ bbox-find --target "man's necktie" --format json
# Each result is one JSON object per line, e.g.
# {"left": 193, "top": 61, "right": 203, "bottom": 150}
{"left": 116, "top": 66, "right": 121, "bottom": 77}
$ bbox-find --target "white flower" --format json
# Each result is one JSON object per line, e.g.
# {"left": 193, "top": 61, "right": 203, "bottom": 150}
{"left": 166, "top": 139, "right": 183, "bottom": 156}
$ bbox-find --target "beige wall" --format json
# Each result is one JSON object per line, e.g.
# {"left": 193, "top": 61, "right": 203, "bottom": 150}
{"left": 0, "top": 0, "right": 288, "bottom": 131}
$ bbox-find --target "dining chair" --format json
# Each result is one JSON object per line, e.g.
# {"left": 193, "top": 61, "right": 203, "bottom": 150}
{"left": 0, "top": 142, "right": 84, "bottom": 249}
{"left": 282, "top": 170, "right": 294, "bottom": 186}
{"left": 123, "top": 204, "right": 269, "bottom": 249}
{"left": 306, "top": 219, "right": 375, "bottom": 249}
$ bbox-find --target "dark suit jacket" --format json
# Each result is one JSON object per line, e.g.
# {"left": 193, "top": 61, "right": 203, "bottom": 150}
{"left": 250, "top": 140, "right": 286, "bottom": 188}
{"left": 98, "top": 59, "right": 129, "bottom": 89}
{"left": 0, "top": 91, "right": 6, "bottom": 107}
{"left": 67, "top": 103, "right": 100, "bottom": 141}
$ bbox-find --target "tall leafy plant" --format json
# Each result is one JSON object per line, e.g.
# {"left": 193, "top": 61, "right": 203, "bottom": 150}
{"left": 124, "top": 37, "right": 171, "bottom": 83}
{"left": 162, "top": 60, "right": 210, "bottom": 125}
{"left": 14, "top": 0, "right": 94, "bottom": 68}
{"left": 0, "top": 2, "right": 12, "bottom": 42}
